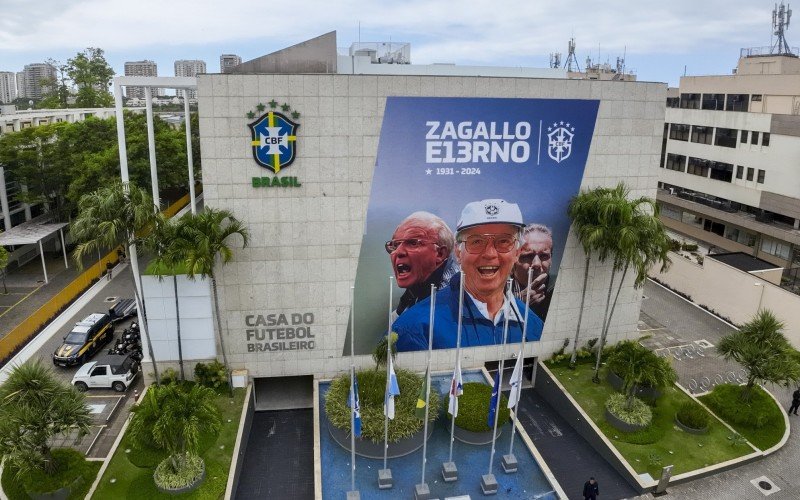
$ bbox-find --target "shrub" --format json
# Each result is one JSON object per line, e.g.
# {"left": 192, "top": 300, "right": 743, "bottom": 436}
{"left": 681, "top": 243, "right": 698, "bottom": 252}
{"left": 676, "top": 401, "right": 710, "bottom": 429}
{"left": 153, "top": 453, "right": 204, "bottom": 490}
{"left": 669, "top": 239, "right": 681, "bottom": 251}
{"left": 160, "top": 368, "right": 180, "bottom": 385}
{"left": 194, "top": 360, "right": 228, "bottom": 389}
{"left": 605, "top": 393, "right": 652, "bottom": 426}
{"left": 325, "top": 369, "right": 440, "bottom": 443}
{"left": 702, "top": 384, "right": 780, "bottom": 429}
{"left": 452, "top": 382, "right": 510, "bottom": 432}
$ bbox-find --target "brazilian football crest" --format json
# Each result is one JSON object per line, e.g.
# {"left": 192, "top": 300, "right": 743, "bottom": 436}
{"left": 248, "top": 111, "right": 299, "bottom": 173}
{"left": 547, "top": 122, "right": 575, "bottom": 164}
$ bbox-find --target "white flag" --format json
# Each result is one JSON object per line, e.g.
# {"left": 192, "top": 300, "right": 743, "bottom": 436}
{"left": 507, "top": 353, "right": 524, "bottom": 409}
{"left": 384, "top": 354, "right": 400, "bottom": 419}
{"left": 447, "top": 359, "right": 464, "bottom": 417}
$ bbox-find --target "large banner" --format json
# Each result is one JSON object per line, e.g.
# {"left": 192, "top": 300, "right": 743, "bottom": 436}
{"left": 346, "top": 97, "right": 599, "bottom": 355}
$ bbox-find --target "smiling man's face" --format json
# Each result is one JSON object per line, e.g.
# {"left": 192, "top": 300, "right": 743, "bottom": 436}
{"left": 389, "top": 221, "right": 447, "bottom": 288}
{"left": 456, "top": 223, "right": 520, "bottom": 301}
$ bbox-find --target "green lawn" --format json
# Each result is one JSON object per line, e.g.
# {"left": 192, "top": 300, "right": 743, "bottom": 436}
{"left": 548, "top": 363, "right": 754, "bottom": 477}
{"left": 699, "top": 384, "right": 785, "bottom": 451}
{"left": 92, "top": 387, "right": 246, "bottom": 499}
{"left": 2, "top": 449, "right": 101, "bottom": 500}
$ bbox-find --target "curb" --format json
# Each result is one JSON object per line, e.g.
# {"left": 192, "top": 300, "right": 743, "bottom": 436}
{"left": 224, "top": 383, "right": 253, "bottom": 500}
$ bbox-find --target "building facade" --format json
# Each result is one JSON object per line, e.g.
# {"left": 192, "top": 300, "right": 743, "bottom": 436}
{"left": 174, "top": 60, "right": 206, "bottom": 99}
{"left": 21, "top": 63, "right": 56, "bottom": 100}
{"left": 188, "top": 33, "right": 666, "bottom": 381}
{"left": 657, "top": 51, "right": 800, "bottom": 288}
{"left": 124, "top": 60, "right": 161, "bottom": 99}
{"left": 220, "top": 54, "right": 242, "bottom": 74}
{"left": 0, "top": 72, "right": 17, "bottom": 103}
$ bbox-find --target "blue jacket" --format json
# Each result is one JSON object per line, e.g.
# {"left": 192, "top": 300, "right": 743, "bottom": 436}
{"left": 393, "top": 274, "right": 544, "bottom": 352}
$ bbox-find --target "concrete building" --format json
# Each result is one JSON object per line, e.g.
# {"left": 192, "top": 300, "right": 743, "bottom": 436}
{"left": 21, "top": 63, "right": 56, "bottom": 100}
{"left": 174, "top": 60, "right": 206, "bottom": 99}
{"left": 187, "top": 31, "right": 665, "bottom": 382}
{"left": 15, "top": 72, "right": 26, "bottom": 99}
{"left": 0, "top": 72, "right": 17, "bottom": 103}
{"left": 220, "top": 54, "right": 242, "bottom": 74}
{"left": 657, "top": 48, "right": 800, "bottom": 289}
{"left": 124, "top": 60, "right": 161, "bottom": 99}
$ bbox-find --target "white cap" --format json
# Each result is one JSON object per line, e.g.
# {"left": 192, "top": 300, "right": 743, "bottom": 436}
{"left": 456, "top": 199, "right": 524, "bottom": 231}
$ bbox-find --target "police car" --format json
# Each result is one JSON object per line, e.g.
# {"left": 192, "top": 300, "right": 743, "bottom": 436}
{"left": 53, "top": 313, "right": 115, "bottom": 367}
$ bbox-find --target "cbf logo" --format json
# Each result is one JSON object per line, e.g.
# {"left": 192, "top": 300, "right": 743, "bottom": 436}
{"left": 248, "top": 111, "right": 299, "bottom": 173}
{"left": 547, "top": 121, "right": 575, "bottom": 164}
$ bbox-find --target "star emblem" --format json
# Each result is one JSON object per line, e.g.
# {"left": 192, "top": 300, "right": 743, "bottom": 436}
{"left": 425, "top": 168, "right": 432, "bottom": 175}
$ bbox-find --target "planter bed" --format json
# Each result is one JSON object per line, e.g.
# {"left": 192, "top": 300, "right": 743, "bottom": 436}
{"left": 674, "top": 416, "right": 708, "bottom": 435}
{"left": 326, "top": 417, "right": 435, "bottom": 458}
{"left": 453, "top": 423, "right": 504, "bottom": 445}
{"left": 604, "top": 407, "right": 648, "bottom": 433}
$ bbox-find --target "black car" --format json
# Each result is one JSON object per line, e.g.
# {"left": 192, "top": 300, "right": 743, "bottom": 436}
{"left": 53, "top": 313, "right": 115, "bottom": 367}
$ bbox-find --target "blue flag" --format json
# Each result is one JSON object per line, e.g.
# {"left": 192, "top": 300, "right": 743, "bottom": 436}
{"left": 384, "top": 354, "right": 401, "bottom": 419}
{"left": 487, "top": 371, "right": 500, "bottom": 428}
{"left": 348, "top": 372, "right": 362, "bottom": 437}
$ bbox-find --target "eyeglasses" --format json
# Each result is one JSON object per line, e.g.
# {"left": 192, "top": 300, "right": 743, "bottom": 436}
{"left": 518, "top": 251, "right": 551, "bottom": 264}
{"left": 384, "top": 238, "right": 439, "bottom": 253}
{"left": 459, "top": 234, "right": 517, "bottom": 254}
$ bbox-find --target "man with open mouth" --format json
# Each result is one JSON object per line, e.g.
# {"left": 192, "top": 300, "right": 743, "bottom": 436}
{"left": 385, "top": 211, "right": 458, "bottom": 319}
{"left": 393, "top": 199, "right": 543, "bottom": 351}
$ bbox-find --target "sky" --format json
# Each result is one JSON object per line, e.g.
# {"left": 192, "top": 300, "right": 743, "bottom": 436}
{"left": 0, "top": 0, "right": 790, "bottom": 89}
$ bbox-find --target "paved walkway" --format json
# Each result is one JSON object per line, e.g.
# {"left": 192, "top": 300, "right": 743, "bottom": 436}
{"left": 640, "top": 280, "right": 797, "bottom": 500}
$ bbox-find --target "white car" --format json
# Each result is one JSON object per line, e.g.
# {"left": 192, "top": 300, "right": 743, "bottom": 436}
{"left": 71, "top": 354, "right": 139, "bottom": 392}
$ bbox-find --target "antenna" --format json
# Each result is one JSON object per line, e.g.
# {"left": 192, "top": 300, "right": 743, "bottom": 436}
{"left": 549, "top": 53, "right": 561, "bottom": 68}
{"left": 771, "top": 2, "right": 793, "bottom": 54}
{"left": 564, "top": 37, "right": 581, "bottom": 72}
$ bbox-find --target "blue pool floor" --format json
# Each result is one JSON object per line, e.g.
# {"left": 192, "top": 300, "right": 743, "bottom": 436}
{"left": 319, "top": 372, "right": 559, "bottom": 499}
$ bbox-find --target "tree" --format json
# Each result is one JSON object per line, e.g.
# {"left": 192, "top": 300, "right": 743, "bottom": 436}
{"left": 606, "top": 340, "right": 677, "bottom": 409}
{"left": 566, "top": 187, "right": 609, "bottom": 367}
{"left": 66, "top": 48, "right": 115, "bottom": 108}
{"left": 38, "top": 59, "right": 70, "bottom": 109}
{"left": 0, "top": 241, "right": 8, "bottom": 294}
{"left": 717, "top": 309, "right": 800, "bottom": 401}
{"left": 70, "top": 182, "right": 161, "bottom": 383}
{"left": 173, "top": 209, "right": 249, "bottom": 394}
{"left": 591, "top": 184, "right": 671, "bottom": 382}
{"left": 145, "top": 213, "right": 186, "bottom": 381}
{"left": 128, "top": 383, "right": 221, "bottom": 473}
{"left": 0, "top": 360, "right": 91, "bottom": 476}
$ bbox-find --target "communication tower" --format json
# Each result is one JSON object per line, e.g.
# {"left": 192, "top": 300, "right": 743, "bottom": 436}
{"left": 549, "top": 53, "right": 562, "bottom": 69}
{"left": 772, "top": 2, "right": 793, "bottom": 54}
{"left": 564, "top": 38, "right": 580, "bottom": 72}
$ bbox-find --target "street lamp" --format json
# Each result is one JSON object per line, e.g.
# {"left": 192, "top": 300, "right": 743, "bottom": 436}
{"left": 753, "top": 282, "right": 765, "bottom": 312}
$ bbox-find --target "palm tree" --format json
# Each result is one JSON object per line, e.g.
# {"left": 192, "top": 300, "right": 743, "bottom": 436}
{"left": 128, "top": 383, "right": 222, "bottom": 473}
{"left": 145, "top": 213, "right": 186, "bottom": 381}
{"left": 592, "top": 185, "right": 671, "bottom": 382}
{"left": 567, "top": 187, "right": 611, "bottom": 367}
{"left": 717, "top": 309, "right": 800, "bottom": 401}
{"left": 71, "top": 181, "right": 161, "bottom": 383}
{"left": 0, "top": 360, "right": 92, "bottom": 476}
{"left": 606, "top": 340, "right": 676, "bottom": 409}
{"left": 172, "top": 208, "right": 249, "bottom": 394}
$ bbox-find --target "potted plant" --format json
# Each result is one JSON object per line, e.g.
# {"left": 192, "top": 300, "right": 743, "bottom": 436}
{"left": 604, "top": 393, "right": 652, "bottom": 432}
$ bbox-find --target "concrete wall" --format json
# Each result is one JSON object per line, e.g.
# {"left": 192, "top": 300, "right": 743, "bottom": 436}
{"left": 650, "top": 252, "right": 800, "bottom": 346}
{"left": 197, "top": 73, "right": 666, "bottom": 379}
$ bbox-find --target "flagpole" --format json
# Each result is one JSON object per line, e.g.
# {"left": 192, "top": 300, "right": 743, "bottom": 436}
{"left": 349, "top": 286, "right": 356, "bottom": 494}
{"left": 383, "top": 276, "right": 393, "bottom": 471}
{"left": 488, "top": 278, "right": 513, "bottom": 476}
{"left": 448, "top": 271, "right": 465, "bottom": 463}
{"left": 421, "top": 283, "right": 435, "bottom": 487}
{"left": 509, "top": 266, "right": 533, "bottom": 457}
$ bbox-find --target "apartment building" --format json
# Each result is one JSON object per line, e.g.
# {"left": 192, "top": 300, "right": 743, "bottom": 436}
{"left": 219, "top": 54, "right": 242, "bottom": 73}
{"left": 124, "top": 60, "right": 161, "bottom": 99}
{"left": 0, "top": 72, "right": 17, "bottom": 103}
{"left": 658, "top": 49, "right": 800, "bottom": 286}
{"left": 174, "top": 60, "right": 206, "bottom": 99}
{"left": 20, "top": 63, "right": 56, "bottom": 100}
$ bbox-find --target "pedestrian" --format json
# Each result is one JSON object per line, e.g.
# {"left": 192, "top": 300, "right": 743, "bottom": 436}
{"left": 583, "top": 476, "right": 599, "bottom": 500}
{"left": 117, "top": 247, "right": 126, "bottom": 263}
{"left": 106, "top": 261, "right": 114, "bottom": 281}
{"left": 789, "top": 388, "right": 800, "bottom": 415}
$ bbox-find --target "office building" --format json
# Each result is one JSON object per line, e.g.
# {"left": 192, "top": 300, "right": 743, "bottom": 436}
{"left": 220, "top": 54, "right": 242, "bottom": 73}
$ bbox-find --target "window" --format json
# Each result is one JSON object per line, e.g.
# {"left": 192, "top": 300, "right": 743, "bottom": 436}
{"left": 757, "top": 169, "right": 765, "bottom": 183}
{"left": 703, "top": 219, "right": 726, "bottom": 236}
{"left": 736, "top": 165, "right": 744, "bottom": 179}
{"left": 752, "top": 94, "right": 763, "bottom": 102}
{"left": 669, "top": 123, "right": 690, "bottom": 141}
{"left": 741, "top": 130, "right": 748, "bottom": 143}
{"left": 680, "top": 93, "right": 701, "bottom": 109}
{"left": 691, "top": 125, "right": 713, "bottom": 144}
{"left": 714, "top": 127, "right": 738, "bottom": 148}
{"left": 681, "top": 212, "right": 703, "bottom": 227}
{"left": 665, "top": 153, "right": 686, "bottom": 172}
{"left": 666, "top": 97, "right": 680, "bottom": 108}
{"left": 661, "top": 205, "right": 681, "bottom": 221}
{"left": 751, "top": 131, "right": 760, "bottom": 145}
{"left": 761, "top": 238, "right": 791, "bottom": 260}
{"left": 687, "top": 157, "right": 710, "bottom": 177}
{"left": 747, "top": 167, "right": 754, "bottom": 181}
{"left": 726, "top": 94, "right": 749, "bottom": 112}
{"left": 763, "top": 132, "right": 770, "bottom": 146}
{"left": 709, "top": 161, "right": 733, "bottom": 182}
{"left": 701, "top": 93, "right": 725, "bottom": 110}
{"left": 726, "top": 228, "right": 756, "bottom": 247}
{"left": 91, "top": 367, "right": 107, "bottom": 376}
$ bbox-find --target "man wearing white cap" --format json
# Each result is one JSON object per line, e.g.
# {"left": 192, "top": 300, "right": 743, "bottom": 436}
{"left": 393, "top": 199, "right": 544, "bottom": 352}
